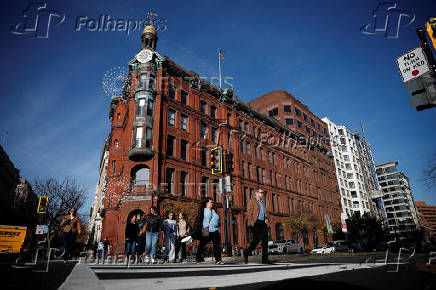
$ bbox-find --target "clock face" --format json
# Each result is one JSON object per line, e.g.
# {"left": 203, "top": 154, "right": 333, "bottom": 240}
{"left": 136, "top": 49, "right": 153, "bottom": 63}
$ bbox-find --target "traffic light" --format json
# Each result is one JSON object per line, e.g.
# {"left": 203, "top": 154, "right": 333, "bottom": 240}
{"left": 405, "top": 71, "right": 436, "bottom": 111}
{"left": 426, "top": 18, "right": 436, "bottom": 51}
{"left": 37, "top": 196, "right": 48, "bottom": 214}
{"left": 210, "top": 147, "right": 222, "bottom": 174}
{"left": 224, "top": 151, "right": 234, "bottom": 173}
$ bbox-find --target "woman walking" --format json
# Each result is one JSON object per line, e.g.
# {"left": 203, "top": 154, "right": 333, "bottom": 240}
{"left": 190, "top": 197, "right": 223, "bottom": 264}
{"left": 175, "top": 212, "right": 189, "bottom": 263}
{"left": 162, "top": 211, "right": 178, "bottom": 263}
{"left": 125, "top": 215, "right": 138, "bottom": 263}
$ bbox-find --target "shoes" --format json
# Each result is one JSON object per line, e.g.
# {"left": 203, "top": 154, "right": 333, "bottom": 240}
{"left": 181, "top": 236, "right": 192, "bottom": 243}
{"left": 151, "top": 259, "right": 156, "bottom": 264}
{"left": 182, "top": 260, "right": 188, "bottom": 264}
{"left": 216, "top": 261, "right": 224, "bottom": 265}
{"left": 145, "top": 256, "right": 150, "bottom": 263}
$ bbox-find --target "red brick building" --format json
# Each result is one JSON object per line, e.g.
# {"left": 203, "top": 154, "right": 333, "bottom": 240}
{"left": 415, "top": 201, "right": 436, "bottom": 240}
{"left": 100, "top": 23, "right": 341, "bottom": 254}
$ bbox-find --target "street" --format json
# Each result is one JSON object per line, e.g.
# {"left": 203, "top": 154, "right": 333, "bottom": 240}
{"left": 50, "top": 253, "right": 436, "bottom": 290}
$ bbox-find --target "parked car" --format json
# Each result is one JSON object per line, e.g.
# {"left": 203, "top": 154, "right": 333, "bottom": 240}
{"left": 332, "top": 240, "right": 351, "bottom": 252}
{"left": 268, "top": 239, "right": 304, "bottom": 254}
{"left": 311, "top": 243, "right": 336, "bottom": 254}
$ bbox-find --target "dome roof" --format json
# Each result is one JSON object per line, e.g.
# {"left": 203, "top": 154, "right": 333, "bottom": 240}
{"left": 143, "top": 25, "right": 157, "bottom": 36}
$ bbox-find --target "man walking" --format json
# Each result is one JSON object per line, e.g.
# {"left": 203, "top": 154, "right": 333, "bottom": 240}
{"left": 244, "top": 189, "right": 270, "bottom": 264}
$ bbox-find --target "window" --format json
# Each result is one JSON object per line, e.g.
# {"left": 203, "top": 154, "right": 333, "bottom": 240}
{"left": 200, "top": 176, "right": 209, "bottom": 198}
{"left": 168, "top": 109, "right": 175, "bottom": 126}
{"left": 210, "top": 105, "right": 216, "bottom": 119}
{"left": 200, "top": 100, "right": 207, "bottom": 114}
{"left": 166, "top": 135, "right": 175, "bottom": 156}
{"left": 248, "top": 163, "right": 252, "bottom": 179}
{"left": 227, "top": 112, "right": 231, "bottom": 125}
{"left": 295, "top": 108, "right": 301, "bottom": 117}
{"left": 135, "top": 127, "right": 143, "bottom": 147}
{"left": 112, "top": 160, "right": 116, "bottom": 174}
{"left": 240, "top": 141, "right": 244, "bottom": 153}
{"left": 117, "top": 113, "right": 121, "bottom": 119}
{"left": 317, "top": 123, "right": 321, "bottom": 130}
{"left": 180, "top": 171, "right": 188, "bottom": 196}
{"left": 169, "top": 85, "right": 175, "bottom": 99}
{"left": 140, "top": 73, "right": 147, "bottom": 88}
{"left": 274, "top": 172, "right": 278, "bottom": 187}
{"left": 324, "top": 128, "right": 327, "bottom": 134}
{"left": 211, "top": 127, "right": 217, "bottom": 143}
{"left": 272, "top": 152, "right": 275, "bottom": 165}
{"left": 260, "top": 148, "right": 264, "bottom": 161}
{"left": 137, "top": 99, "right": 145, "bottom": 115}
{"left": 310, "top": 118, "right": 315, "bottom": 126}
{"left": 146, "top": 127, "right": 152, "bottom": 148}
{"left": 268, "top": 151, "right": 271, "bottom": 162}
{"left": 269, "top": 170, "right": 273, "bottom": 184}
{"left": 147, "top": 99, "right": 153, "bottom": 117}
{"left": 297, "top": 121, "right": 302, "bottom": 128}
{"left": 256, "top": 166, "right": 261, "bottom": 181}
{"left": 114, "top": 139, "right": 119, "bottom": 148}
{"left": 201, "top": 122, "right": 207, "bottom": 139}
{"left": 212, "top": 179, "right": 219, "bottom": 202}
{"left": 181, "top": 90, "right": 188, "bottom": 105}
{"left": 166, "top": 168, "right": 175, "bottom": 194}
{"left": 181, "top": 139, "right": 188, "bottom": 160}
{"left": 238, "top": 119, "right": 243, "bottom": 130}
{"left": 303, "top": 113, "right": 307, "bottom": 121}
{"left": 268, "top": 107, "right": 278, "bottom": 117}
{"left": 262, "top": 168, "right": 266, "bottom": 184}
{"left": 272, "top": 193, "right": 276, "bottom": 211}
{"left": 284, "top": 105, "right": 291, "bottom": 112}
{"left": 201, "top": 147, "right": 207, "bottom": 166}
{"left": 285, "top": 118, "right": 293, "bottom": 125}
{"left": 181, "top": 114, "right": 188, "bottom": 130}
{"left": 243, "top": 187, "right": 248, "bottom": 207}
{"left": 246, "top": 142, "right": 250, "bottom": 154}
{"left": 305, "top": 126, "right": 310, "bottom": 134}
{"left": 134, "top": 167, "right": 150, "bottom": 186}
{"left": 242, "top": 161, "right": 246, "bottom": 178}
{"left": 244, "top": 122, "right": 248, "bottom": 132}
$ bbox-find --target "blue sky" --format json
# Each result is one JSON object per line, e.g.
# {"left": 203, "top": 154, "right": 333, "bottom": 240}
{"left": 1, "top": 0, "right": 435, "bottom": 218}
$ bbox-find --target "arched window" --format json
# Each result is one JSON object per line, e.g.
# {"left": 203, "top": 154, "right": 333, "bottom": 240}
{"left": 132, "top": 166, "right": 150, "bottom": 186}
{"left": 275, "top": 223, "right": 284, "bottom": 241}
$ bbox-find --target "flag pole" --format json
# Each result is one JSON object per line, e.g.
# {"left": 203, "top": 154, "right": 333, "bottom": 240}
{"left": 218, "top": 48, "right": 222, "bottom": 89}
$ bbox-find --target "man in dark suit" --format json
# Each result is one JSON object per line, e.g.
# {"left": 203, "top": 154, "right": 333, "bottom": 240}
{"left": 244, "top": 189, "right": 271, "bottom": 264}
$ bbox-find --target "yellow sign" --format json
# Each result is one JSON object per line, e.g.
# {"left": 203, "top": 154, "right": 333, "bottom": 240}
{"left": 0, "top": 225, "right": 27, "bottom": 253}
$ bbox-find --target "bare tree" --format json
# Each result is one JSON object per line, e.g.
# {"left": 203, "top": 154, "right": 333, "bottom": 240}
{"left": 32, "top": 177, "right": 88, "bottom": 249}
{"left": 424, "top": 151, "right": 436, "bottom": 189}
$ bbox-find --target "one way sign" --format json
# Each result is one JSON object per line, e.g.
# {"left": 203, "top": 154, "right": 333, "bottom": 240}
{"left": 397, "top": 46, "right": 431, "bottom": 83}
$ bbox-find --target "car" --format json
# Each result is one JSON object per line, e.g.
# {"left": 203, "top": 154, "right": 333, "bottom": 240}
{"left": 268, "top": 239, "right": 304, "bottom": 254}
{"left": 332, "top": 240, "right": 351, "bottom": 252}
{"left": 311, "top": 243, "right": 335, "bottom": 254}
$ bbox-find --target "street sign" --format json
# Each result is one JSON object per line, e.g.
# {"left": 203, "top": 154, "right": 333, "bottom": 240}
{"left": 341, "top": 213, "right": 348, "bottom": 233}
{"left": 35, "top": 225, "right": 48, "bottom": 235}
{"left": 397, "top": 46, "right": 430, "bottom": 83}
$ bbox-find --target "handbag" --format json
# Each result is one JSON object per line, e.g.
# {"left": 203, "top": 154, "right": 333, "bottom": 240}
{"left": 202, "top": 227, "right": 209, "bottom": 237}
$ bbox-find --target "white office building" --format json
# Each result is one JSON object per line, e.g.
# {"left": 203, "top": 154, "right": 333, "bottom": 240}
{"left": 322, "top": 118, "right": 382, "bottom": 219}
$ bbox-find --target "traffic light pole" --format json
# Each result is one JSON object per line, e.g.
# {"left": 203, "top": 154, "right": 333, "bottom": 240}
{"left": 221, "top": 173, "right": 231, "bottom": 256}
{"left": 417, "top": 28, "right": 436, "bottom": 75}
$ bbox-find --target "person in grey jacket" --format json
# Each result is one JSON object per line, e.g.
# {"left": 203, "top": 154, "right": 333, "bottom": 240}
{"left": 162, "top": 211, "right": 178, "bottom": 263}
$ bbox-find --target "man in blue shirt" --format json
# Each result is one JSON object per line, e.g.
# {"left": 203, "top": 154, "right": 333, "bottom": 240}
{"left": 244, "top": 189, "right": 271, "bottom": 264}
